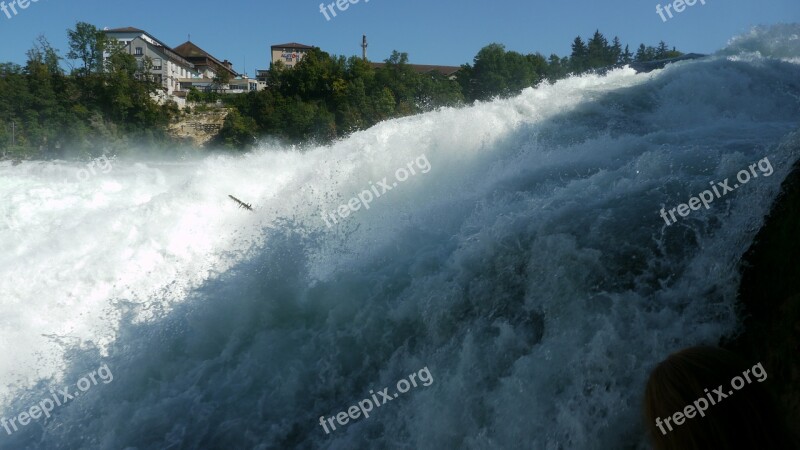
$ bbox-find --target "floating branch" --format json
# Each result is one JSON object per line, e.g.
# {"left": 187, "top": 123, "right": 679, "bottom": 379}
{"left": 228, "top": 195, "right": 254, "bottom": 211}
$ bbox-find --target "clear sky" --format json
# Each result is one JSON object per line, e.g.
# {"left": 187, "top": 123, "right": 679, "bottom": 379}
{"left": 0, "top": 0, "right": 797, "bottom": 76}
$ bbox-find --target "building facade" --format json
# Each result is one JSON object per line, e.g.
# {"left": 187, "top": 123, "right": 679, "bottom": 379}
{"left": 270, "top": 42, "right": 313, "bottom": 69}
{"left": 173, "top": 41, "right": 238, "bottom": 80}
{"left": 174, "top": 40, "right": 263, "bottom": 94}
{"left": 104, "top": 27, "right": 195, "bottom": 97}
{"left": 105, "top": 28, "right": 264, "bottom": 103}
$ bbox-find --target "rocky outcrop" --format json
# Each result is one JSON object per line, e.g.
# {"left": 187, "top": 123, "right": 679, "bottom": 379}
{"left": 168, "top": 104, "right": 230, "bottom": 147}
{"left": 724, "top": 156, "right": 800, "bottom": 439}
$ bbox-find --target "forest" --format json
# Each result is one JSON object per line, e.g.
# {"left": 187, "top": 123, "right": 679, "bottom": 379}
{"left": 0, "top": 23, "right": 682, "bottom": 156}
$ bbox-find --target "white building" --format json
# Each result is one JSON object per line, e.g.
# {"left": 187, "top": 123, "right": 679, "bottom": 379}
{"left": 104, "top": 27, "right": 196, "bottom": 98}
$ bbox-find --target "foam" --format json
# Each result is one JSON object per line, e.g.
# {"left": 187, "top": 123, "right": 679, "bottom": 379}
{"left": 1, "top": 24, "right": 799, "bottom": 449}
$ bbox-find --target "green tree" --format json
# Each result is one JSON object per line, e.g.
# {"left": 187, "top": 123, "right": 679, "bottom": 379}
{"left": 665, "top": 46, "right": 683, "bottom": 59}
{"left": 655, "top": 41, "right": 669, "bottom": 59}
{"left": 215, "top": 109, "right": 256, "bottom": 149}
{"left": 587, "top": 30, "right": 610, "bottom": 69}
{"left": 546, "top": 54, "right": 570, "bottom": 81}
{"left": 610, "top": 37, "right": 623, "bottom": 65}
{"left": 570, "top": 37, "right": 589, "bottom": 73}
{"left": 375, "top": 51, "right": 418, "bottom": 114}
{"left": 212, "top": 68, "right": 232, "bottom": 93}
{"left": 27, "top": 35, "right": 62, "bottom": 75}
{"left": 621, "top": 45, "right": 634, "bottom": 64}
{"left": 67, "top": 22, "right": 107, "bottom": 76}
{"left": 634, "top": 44, "right": 652, "bottom": 62}
{"left": 458, "top": 44, "right": 546, "bottom": 101}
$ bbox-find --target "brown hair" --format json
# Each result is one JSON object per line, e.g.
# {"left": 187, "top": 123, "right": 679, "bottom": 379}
{"left": 644, "top": 346, "right": 793, "bottom": 449}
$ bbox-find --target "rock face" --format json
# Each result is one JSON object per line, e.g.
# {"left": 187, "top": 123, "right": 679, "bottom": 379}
{"left": 725, "top": 158, "right": 800, "bottom": 439}
{"left": 168, "top": 105, "right": 230, "bottom": 147}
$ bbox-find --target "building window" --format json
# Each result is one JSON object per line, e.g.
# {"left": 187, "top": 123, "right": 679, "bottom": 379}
{"left": 152, "top": 58, "right": 162, "bottom": 70}
{"left": 135, "top": 47, "right": 143, "bottom": 56}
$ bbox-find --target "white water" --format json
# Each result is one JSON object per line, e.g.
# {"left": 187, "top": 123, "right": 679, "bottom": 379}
{"left": 1, "top": 25, "right": 799, "bottom": 449}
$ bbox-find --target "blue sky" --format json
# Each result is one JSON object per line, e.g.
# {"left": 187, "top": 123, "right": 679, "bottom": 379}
{"left": 0, "top": 0, "right": 797, "bottom": 75}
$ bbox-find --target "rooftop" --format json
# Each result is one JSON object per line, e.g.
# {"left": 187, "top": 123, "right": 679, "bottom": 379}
{"left": 271, "top": 42, "right": 314, "bottom": 49}
{"left": 103, "top": 27, "right": 194, "bottom": 68}
{"left": 370, "top": 63, "right": 462, "bottom": 77}
{"left": 173, "top": 41, "right": 238, "bottom": 77}
{"left": 104, "top": 27, "right": 145, "bottom": 33}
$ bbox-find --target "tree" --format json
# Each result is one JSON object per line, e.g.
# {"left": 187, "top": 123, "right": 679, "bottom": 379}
{"left": 634, "top": 44, "right": 650, "bottom": 62}
{"left": 212, "top": 67, "right": 232, "bottom": 93}
{"left": 621, "top": 45, "right": 633, "bottom": 64}
{"left": 373, "top": 87, "right": 396, "bottom": 119}
{"left": 526, "top": 53, "right": 549, "bottom": 82}
{"left": 655, "top": 41, "right": 669, "bottom": 60}
{"left": 458, "top": 43, "right": 546, "bottom": 101}
{"left": 570, "top": 36, "right": 588, "bottom": 73}
{"left": 215, "top": 109, "right": 256, "bottom": 149}
{"left": 2, "top": 21, "right": 693, "bottom": 154}
{"left": 610, "top": 37, "right": 623, "bottom": 65}
{"left": 415, "top": 71, "right": 464, "bottom": 111}
{"left": 0, "top": 22, "right": 182, "bottom": 157}
{"left": 67, "top": 22, "right": 107, "bottom": 76}
{"left": 665, "top": 46, "right": 683, "bottom": 59}
{"left": 587, "top": 30, "right": 610, "bottom": 69}
{"left": 546, "top": 54, "right": 568, "bottom": 81}
{"left": 376, "top": 51, "right": 418, "bottom": 113}
{"left": 26, "top": 35, "right": 62, "bottom": 75}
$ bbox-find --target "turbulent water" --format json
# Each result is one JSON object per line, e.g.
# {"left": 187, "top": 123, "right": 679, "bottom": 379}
{"left": 1, "top": 25, "right": 799, "bottom": 450}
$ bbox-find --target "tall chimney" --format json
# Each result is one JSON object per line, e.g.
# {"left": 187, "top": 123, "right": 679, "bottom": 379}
{"left": 362, "top": 34, "right": 368, "bottom": 61}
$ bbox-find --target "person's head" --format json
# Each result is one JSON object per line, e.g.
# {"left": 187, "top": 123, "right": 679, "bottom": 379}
{"left": 644, "top": 346, "right": 792, "bottom": 449}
